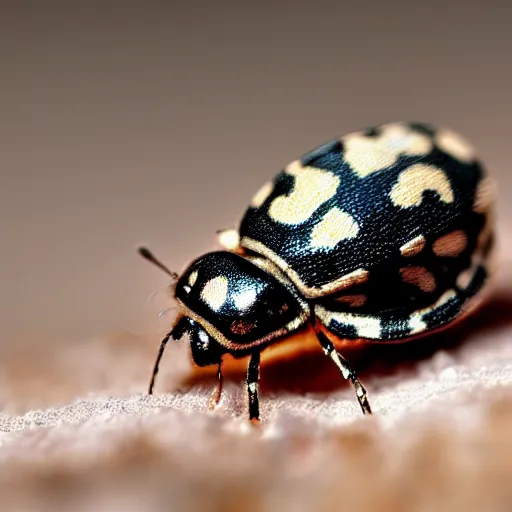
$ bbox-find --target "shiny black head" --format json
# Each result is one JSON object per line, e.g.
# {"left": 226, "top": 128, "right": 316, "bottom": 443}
{"left": 173, "top": 251, "right": 308, "bottom": 363}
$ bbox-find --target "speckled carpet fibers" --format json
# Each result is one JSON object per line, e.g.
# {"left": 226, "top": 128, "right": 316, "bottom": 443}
{"left": 0, "top": 223, "right": 511, "bottom": 511}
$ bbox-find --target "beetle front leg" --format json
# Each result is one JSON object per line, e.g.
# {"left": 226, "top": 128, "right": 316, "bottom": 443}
{"left": 315, "top": 329, "right": 372, "bottom": 415}
{"left": 148, "top": 316, "right": 189, "bottom": 395}
{"left": 246, "top": 351, "right": 261, "bottom": 424}
{"left": 208, "top": 360, "right": 224, "bottom": 409}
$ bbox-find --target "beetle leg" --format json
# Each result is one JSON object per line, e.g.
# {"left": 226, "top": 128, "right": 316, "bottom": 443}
{"left": 246, "top": 351, "right": 261, "bottom": 424}
{"left": 315, "top": 329, "right": 372, "bottom": 415}
{"left": 148, "top": 330, "right": 173, "bottom": 395}
{"left": 148, "top": 316, "right": 188, "bottom": 395}
{"left": 208, "top": 360, "right": 224, "bottom": 409}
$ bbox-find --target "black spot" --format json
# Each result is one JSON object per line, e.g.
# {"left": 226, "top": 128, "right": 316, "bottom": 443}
{"left": 408, "top": 122, "right": 436, "bottom": 137}
{"left": 301, "top": 139, "right": 342, "bottom": 167}
{"left": 363, "top": 126, "right": 379, "bottom": 137}
{"left": 329, "top": 319, "right": 358, "bottom": 339}
{"left": 380, "top": 314, "right": 411, "bottom": 339}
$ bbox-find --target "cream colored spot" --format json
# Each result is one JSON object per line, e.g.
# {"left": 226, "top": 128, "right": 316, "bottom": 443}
{"left": 343, "top": 123, "right": 432, "bottom": 178}
{"left": 217, "top": 229, "right": 240, "bottom": 251}
{"left": 430, "top": 288, "right": 457, "bottom": 308}
{"left": 473, "top": 177, "right": 495, "bottom": 214}
{"left": 201, "top": 276, "right": 229, "bottom": 311}
{"left": 409, "top": 315, "right": 427, "bottom": 335}
{"left": 400, "top": 266, "right": 437, "bottom": 293}
{"left": 335, "top": 268, "right": 369, "bottom": 290}
{"left": 390, "top": 164, "right": 454, "bottom": 208}
{"left": 248, "top": 382, "right": 257, "bottom": 393}
{"left": 188, "top": 270, "right": 198, "bottom": 286}
{"left": 400, "top": 235, "right": 426, "bottom": 257}
{"left": 268, "top": 160, "right": 339, "bottom": 224}
{"left": 251, "top": 181, "right": 273, "bottom": 207}
{"left": 408, "top": 289, "right": 457, "bottom": 334}
{"left": 456, "top": 267, "right": 474, "bottom": 289}
{"left": 433, "top": 230, "right": 468, "bottom": 257}
{"left": 335, "top": 294, "right": 367, "bottom": 307}
{"left": 337, "top": 312, "right": 381, "bottom": 338}
{"left": 310, "top": 207, "right": 359, "bottom": 249}
{"left": 436, "top": 128, "right": 475, "bottom": 163}
{"left": 315, "top": 305, "right": 381, "bottom": 339}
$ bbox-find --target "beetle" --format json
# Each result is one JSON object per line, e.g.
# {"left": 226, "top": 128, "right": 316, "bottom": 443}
{"left": 139, "top": 121, "right": 495, "bottom": 423}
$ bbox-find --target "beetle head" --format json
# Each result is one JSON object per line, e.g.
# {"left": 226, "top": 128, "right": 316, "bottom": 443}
{"left": 174, "top": 251, "right": 308, "bottom": 355}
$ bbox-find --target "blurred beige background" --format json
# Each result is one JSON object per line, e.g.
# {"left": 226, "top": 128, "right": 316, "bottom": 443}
{"left": 1, "top": 1, "right": 511, "bottom": 345}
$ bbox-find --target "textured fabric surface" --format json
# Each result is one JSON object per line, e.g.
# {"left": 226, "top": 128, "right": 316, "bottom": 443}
{"left": 0, "top": 220, "right": 510, "bottom": 511}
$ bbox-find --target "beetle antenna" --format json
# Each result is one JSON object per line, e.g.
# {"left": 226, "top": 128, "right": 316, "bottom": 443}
{"left": 138, "top": 246, "right": 179, "bottom": 281}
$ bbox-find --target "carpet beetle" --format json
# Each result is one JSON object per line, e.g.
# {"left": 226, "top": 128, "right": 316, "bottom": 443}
{"left": 140, "top": 121, "right": 494, "bottom": 422}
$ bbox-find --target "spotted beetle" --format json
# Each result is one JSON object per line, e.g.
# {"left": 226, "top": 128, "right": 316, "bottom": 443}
{"left": 140, "top": 121, "right": 494, "bottom": 422}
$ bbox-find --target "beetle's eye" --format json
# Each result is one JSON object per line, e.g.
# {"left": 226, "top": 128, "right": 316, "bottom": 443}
{"left": 188, "top": 321, "right": 227, "bottom": 367}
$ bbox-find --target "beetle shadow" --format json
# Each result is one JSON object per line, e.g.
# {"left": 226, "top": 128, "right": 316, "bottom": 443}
{"left": 262, "top": 290, "right": 512, "bottom": 394}
{"left": 183, "top": 288, "right": 512, "bottom": 396}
